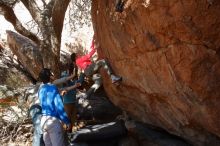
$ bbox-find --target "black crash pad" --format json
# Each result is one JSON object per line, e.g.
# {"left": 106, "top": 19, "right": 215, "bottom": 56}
{"left": 68, "top": 120, "right": 127, "bottom": 143}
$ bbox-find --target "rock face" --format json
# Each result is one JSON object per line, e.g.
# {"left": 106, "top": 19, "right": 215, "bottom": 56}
{"left": 91, "top": 0, "right": 220, "bottom": 145}
{"left": 7, "top": 31, "right": 43, "bottom": 79}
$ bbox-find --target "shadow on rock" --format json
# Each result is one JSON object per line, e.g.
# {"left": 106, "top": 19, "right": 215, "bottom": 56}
{"left": 76, "top": 86, "right": 122, "bottom": 122}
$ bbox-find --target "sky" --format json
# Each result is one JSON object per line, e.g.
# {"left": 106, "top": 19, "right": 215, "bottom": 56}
{"left": 0, "top": 16, "right": 14, "bottom": 40}
{"left": 0, "top": 2, "right": 93, "bottom": 52}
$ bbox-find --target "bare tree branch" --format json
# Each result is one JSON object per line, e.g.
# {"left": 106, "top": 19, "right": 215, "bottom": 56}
{"left": 52, "top": 0, "right": 71, "bottom": 42}
{"left": 0, "top": 3, "right": 40, "bottom": 44}
{"left": 24, "top": 20, "right": 41, "bottom": 36}
{"left": 46, "top": 0, "right": 55, "bottom": 17}
{"left": 20, "top": 0, "right": 42, "bottom": 25}
{"left": 0, "top": 0, "right": 19, "bottom": 7}
{"left": 41, "top": 0, "right": 46, "bottom": 6}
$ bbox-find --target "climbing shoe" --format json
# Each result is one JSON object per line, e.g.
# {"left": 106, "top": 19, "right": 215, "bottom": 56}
{"left": 115, "top": 0, "right": 125, "bottom": 13}
{"left": 111, "top": 74, "right": 122, "bottom": 84}
{"left": 77, "top": 92, "right": 87, "bottom": 100}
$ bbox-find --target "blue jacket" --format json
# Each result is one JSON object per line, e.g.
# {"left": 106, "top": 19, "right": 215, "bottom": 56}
{"left": 39, "top": 83, "right": 70, "bottom": 125}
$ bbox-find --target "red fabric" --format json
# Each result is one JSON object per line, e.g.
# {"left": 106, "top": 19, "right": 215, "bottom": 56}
{"left": 76, "top": 40, "right": 96, "bottom": 70}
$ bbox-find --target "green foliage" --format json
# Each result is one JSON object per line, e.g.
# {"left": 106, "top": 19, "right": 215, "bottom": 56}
{"left": 68, "top": 0, "right": 92, "bottom": 31}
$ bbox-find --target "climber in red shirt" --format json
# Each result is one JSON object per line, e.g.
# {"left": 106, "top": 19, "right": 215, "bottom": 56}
{"left": 75, "top": 42, "right": 96, "bottom": 71}
{"left": 71, "top": 38, "right": 122, "bottom": 98}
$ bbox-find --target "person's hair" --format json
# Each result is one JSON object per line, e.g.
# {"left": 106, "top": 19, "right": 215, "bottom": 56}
{"left": 38, "top": 68, "right": 52, "bottom": 84}
{"left": 68, "top": 63, "right": 74, "bottom": 75}
{"left": 70, "top": 53, "right": 76, "bottom": 62}
{"left": 67, "top": 62, "right": 78, "bottom": 78}
{"left": 70, "top": 53, "right": 78, "bottom": 76}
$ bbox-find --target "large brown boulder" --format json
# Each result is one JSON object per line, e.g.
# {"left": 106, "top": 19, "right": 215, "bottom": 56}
{"left": 7, "top": 30, "right": 43, "bottom": 79}
{"left": 92, "top": 0, "right": 220, "bottom": 145}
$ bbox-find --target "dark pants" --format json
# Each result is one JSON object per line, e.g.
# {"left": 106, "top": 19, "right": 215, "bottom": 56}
{"left": 29, "top": 104, "right": 45, "bottom": 146}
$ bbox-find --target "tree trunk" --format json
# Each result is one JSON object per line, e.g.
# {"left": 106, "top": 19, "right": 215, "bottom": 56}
{"left": 1, "top": 0, "right": 71, "bottom": 79}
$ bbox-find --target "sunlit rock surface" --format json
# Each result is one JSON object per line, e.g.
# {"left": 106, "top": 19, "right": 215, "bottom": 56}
{"left": 92, "top": 0, "right": 220, "bottom": 145}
